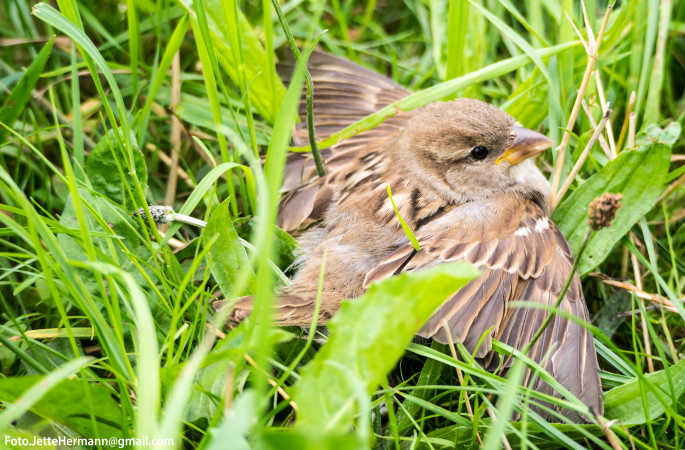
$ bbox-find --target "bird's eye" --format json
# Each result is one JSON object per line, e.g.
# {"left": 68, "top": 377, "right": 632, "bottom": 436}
{"left": 470, "top": 145, "right": 489, "bottom": 160}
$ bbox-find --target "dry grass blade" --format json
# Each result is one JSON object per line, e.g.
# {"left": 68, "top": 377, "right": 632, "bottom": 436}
{"left": 596, "top": 415, "right": 624, "bottom": 450}
{"left": 581, "top": 99, "right": 612, "bottom": 159}
{"left": 553, "top": 107, "right": 612, "bottom": 209}
{"left": 550, "top": 1, "right": 614, "bottom": 205}
{"left": 148, "top": 143, "right": 196, "bottom": 188}
{"left": 615, "top": 91, "right": 636, "bottom": 152}
{"left": 486, "top": 407, "right": 513, "bottom": 450}
{"left": 244, "top": 353, "right": 299, "bottom": 411}
{"left": 628, "top": 111, "right": 637, "bottom": 150}
{"left": 656, "top": 172, "right": 685, "bottom": 205}
{"left": 592, "top": 275, "right": 680, "bottom": 314}
{"left": 580, "top": 0, "right": 616, "bottom": 157}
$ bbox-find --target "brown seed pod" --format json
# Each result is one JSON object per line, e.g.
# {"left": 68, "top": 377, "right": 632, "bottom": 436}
{"left": 588, "top": 192, "right": 623, "bottom": 230}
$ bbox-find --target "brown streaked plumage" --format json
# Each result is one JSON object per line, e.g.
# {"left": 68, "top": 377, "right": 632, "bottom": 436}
{"left": 215, "top": 51, "right": 603, "bottom": 420}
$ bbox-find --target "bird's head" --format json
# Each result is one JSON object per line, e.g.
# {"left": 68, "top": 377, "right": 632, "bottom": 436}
{"left": 397, "top": 98, "right": 553, "bottom": 207}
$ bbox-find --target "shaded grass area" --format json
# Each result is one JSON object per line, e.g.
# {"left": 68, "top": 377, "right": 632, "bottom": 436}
{"left": 0, "top": 0, "right": 684, "bottom": 448}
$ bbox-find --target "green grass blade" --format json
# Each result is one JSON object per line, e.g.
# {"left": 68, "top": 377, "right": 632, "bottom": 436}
{"left": 445, "top": 0, "right": 470, "bottom": 80}
{"left": 0, "top": 36, "right": 53, "bottom": 144}
{"left": 0, "top": 357, "right": 92, "bottom": 432}
{"left": 386, "top": 184, "right": 420, "bottom": 251}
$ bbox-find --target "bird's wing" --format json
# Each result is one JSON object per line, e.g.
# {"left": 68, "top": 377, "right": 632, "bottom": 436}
{"left": 278, "top": 51, "right": 411, "bottom": 231}
{"left": 363, "top": 195, "right": 602, "bottom": 417}
{"left": 279, "top": 50, "right": 410, "bottom": 148}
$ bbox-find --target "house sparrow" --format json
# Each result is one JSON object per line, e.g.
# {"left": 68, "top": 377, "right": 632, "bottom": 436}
{"left": 217, "top": 51, "right": 603, "bottom": 420}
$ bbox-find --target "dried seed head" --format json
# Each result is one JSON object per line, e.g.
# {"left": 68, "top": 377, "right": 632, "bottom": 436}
{"left": 133, "top": 205, "right": 175, "bottom": 224}
{"left": 588, "top": 193, "right": 623, "bottom": 230}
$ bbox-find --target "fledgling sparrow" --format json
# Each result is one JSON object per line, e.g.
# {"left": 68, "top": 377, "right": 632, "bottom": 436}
{"left": 215, "top": 51, "right": 603, "bottom": 420}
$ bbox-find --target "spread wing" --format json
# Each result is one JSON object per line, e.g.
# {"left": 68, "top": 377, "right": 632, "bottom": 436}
{"left": 279, "top": 50, "right": 410, "bottom": 148}
{"left": 277, "top": 51, "right": 411, "bottom": 231}
{"left": 363, "top": 196, "right": 603, "bottom": 418}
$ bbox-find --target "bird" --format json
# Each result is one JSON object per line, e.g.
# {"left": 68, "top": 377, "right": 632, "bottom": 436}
{"left": 215, "top": 51, "right": 603, "bottom": 420}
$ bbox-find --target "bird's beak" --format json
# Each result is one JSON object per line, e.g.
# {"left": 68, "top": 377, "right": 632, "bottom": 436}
{"left": 495, "top": 126, "right": 553, "bottom": 165}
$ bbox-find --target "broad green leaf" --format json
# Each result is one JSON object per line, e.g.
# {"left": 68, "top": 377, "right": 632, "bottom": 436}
{"left": 503, "top": 63, "right": 551, "bottom": 131}
{"left": 0, "top": 37, "right": 53, "bottom": 144}
{"left": 0, "top": 369, "right": 124, "bottom": 438}
{"left": 206, "top": 390, "right": 256, "bottom": 450}
{"left": 553, "top": 144, "right": 671, "bottom": 275}
{"left": 58, "top": 188, "right": 158, "bottom": 293}
{"left": 292, "top": 262, "right": 480, "bottom": 432}
{"left": 635, "top": 121, "right": 681, "bottom": 148}
{"left": 594, "top": 290, "right": 632, "bottom": 339}
{"left": 85, "top": 129, "right": 147, "bottom": 205}
{"left": 204, "top": 199, "right": 255, "bottom": 296}
{"left": 604, "top": 358, "right": 685, "bottom": 426}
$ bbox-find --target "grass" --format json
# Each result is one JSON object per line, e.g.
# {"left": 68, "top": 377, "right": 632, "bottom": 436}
{"left": 0, "top": 0, "right": 684, "bottom": 448}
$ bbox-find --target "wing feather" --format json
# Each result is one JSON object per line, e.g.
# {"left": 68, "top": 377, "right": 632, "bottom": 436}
{"left": 278, "top": 51, "right": 411, "bottom": 231}
{"left": 363, "top": 195, "right": 603, "bottom": 418}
